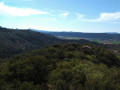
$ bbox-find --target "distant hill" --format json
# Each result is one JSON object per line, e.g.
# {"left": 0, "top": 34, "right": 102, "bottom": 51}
{"left": 46, "top": 32, "right": 120, "bottom": 41}
{"left": 0, "top": 27, "right": 98, "bottom": 59}
{"left": 105, "top": 32, "right": 118, "bottom": 34}
{"left": 32, "top": 29, "right": 120, "bottom": 42}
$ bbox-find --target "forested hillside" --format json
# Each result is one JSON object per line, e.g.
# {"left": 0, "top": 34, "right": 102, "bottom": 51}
{"left": 0, "top": 26, "right": 99, "bottom": 60}
{"left": 0, "top": 43, "right": 120, "bottom": 90}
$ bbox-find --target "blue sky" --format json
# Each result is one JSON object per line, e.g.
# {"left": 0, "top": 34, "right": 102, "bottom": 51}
{"left": 0, "top": 0, "right": 120, "bottom": 32}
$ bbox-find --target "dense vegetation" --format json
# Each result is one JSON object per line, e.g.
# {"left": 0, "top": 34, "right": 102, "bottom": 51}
{"left": 0, "top": 26, "right": 99, "bottom": 60}
{"left": 0, "top": 43, "right": 120, "bottom": 90}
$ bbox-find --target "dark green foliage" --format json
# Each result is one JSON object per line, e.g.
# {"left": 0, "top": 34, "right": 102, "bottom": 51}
{"left": 0, "top": 43, "right": 120, "bottom": 90}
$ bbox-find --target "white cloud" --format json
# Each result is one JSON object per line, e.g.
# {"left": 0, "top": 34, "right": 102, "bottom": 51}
{"left": 45, "top": 9, "right": 69, "bottom": 18}
{"left": 76, "top": 13, "right": 85, "bottom": 20}
{"left": 96, "top": 12, "right": 120, "bottom": 22}
{"left": 47, "top": 9, "right": 68, "bottom": 13}
{"left": 82, "top": 12, "right": 120, "bottom": 22}
{"left": 59, "top": 12, "right": 69, "bottom": 18}
{"left": 0, "top": 2, "right": 49, "bottom": 16}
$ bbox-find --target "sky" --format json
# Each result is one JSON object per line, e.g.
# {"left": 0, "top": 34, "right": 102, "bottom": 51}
{"left": 0, "top": 0, "right": 120, "bottom": 32}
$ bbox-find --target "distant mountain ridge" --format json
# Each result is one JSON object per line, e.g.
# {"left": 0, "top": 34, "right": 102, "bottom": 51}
{"left": 31, "top": 29, "right": 120, "bottom": 41}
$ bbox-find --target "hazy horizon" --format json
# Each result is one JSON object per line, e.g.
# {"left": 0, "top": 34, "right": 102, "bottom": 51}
{"left": 0, "top": 0, "right": 120, "bottom": 32}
